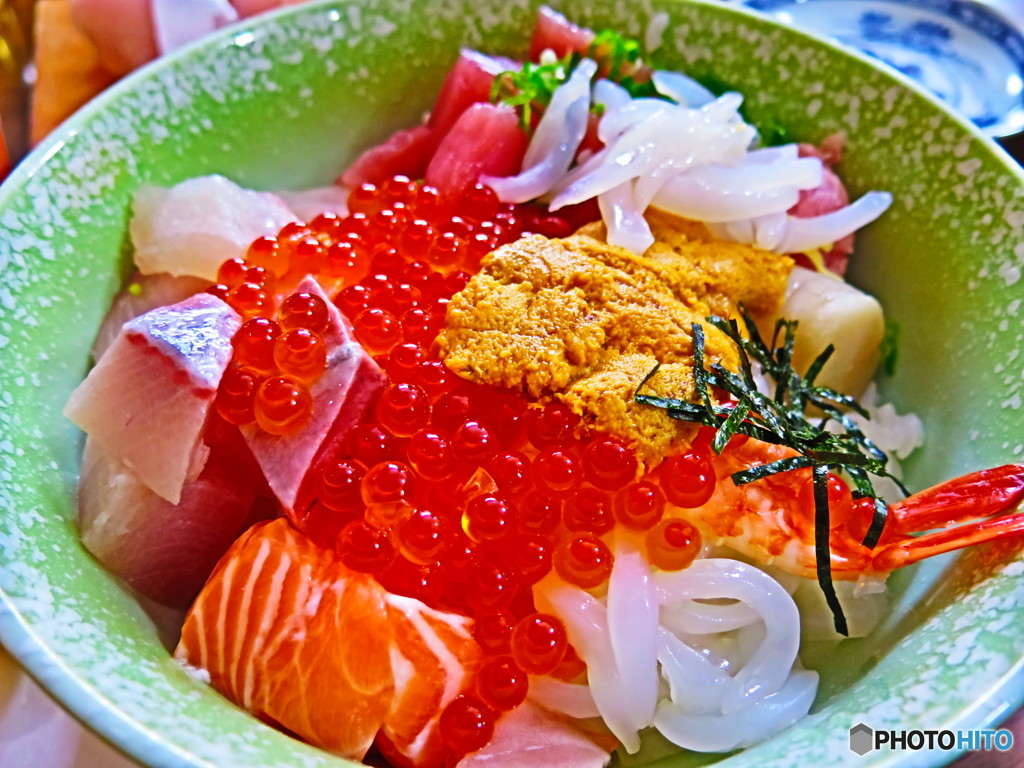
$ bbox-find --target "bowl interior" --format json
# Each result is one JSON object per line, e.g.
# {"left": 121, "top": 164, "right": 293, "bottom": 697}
{"left": 1, "top": 1, "right": 1023, "bottom": 767}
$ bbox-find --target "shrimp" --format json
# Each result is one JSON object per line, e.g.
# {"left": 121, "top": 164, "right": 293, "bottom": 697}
{"left": 668, "top": 437, "right": 1024, "bottom": 581}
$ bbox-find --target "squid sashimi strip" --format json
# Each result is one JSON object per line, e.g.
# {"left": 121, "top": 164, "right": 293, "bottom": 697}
{"left": 535, "top": 574, "right": 641, "bottom": 753}
{"left": 483, "top": 59, "right": 597, "bottom": 203}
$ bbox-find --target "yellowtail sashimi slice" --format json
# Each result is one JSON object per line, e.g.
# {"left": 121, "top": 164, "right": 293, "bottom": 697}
{"left": 78, "top": 428, "right": 257, "bottom": 608}
{"left": 241, "top": 276, "right": 385, "bottom": 517}
{"left": 92, "top": 271, "right": 211, "bottom": 362}
{"left": 65, "top": 293, "right": 240, "bottom": 504}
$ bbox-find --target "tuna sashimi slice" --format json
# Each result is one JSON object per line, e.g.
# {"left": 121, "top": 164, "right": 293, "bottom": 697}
{"left": 175, "top": 518, "right": 395, "bottom": 759}
{"left": 456, "top": 701, "right": 613, "bottom": 768}
{"left": 78, "top": 428, "right": 258, "bottom": 608}
{"left": 242, "top": 276, "right": 385, "bottom": 517}
{"left": 65, "top": 293, "right": 240, "bottom": 504}
{"left": 130, "top": 174, "right": 297, "bottom": 281}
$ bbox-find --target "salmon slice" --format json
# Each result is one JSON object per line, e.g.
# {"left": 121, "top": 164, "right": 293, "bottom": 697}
{"left": 175, "top": 518, "right": 394, "bottom": 759}
{"left": 176, "top": 518, "right": 487, "bottom": 766}
{"left": 379, "top": 595, "right": 482, "bottom": 768}
{"left": 65, "top": 293, "right": 240, "bottom": 503}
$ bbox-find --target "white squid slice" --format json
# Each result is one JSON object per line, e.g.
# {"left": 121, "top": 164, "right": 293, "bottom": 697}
{"left": 656, "top": 627, "right": 731, "bottom": 715}
{"left": 607, "top": 541, "right": 660, "bottom": 731}
{"left": 599, "top": 182, "right": 655, "bottom": 254}
{"left": 653, "top": 668, "right": 819, "bottom": 752}
{"left": 484, "top": 59, "right": 597, "bottom": 203}
{"left": 775, "top": 191, "right": 893, "bottom": 254}
{"left": 652, "top": 177, "right": 801, "bottom": 223}
{"left": 592, "top": 78, "right": 632, "bottom": 113}
{"left": 534, "top": 575, "right": 643, "bottom": 753}
{"left": 660, "top": 598, "right": 760, "bottom": 636}
{"left": 653, "top": 559, "right": 801, "bottom": 714}
{"left": 652, "top": 70, "right": 716, "bottom": 108}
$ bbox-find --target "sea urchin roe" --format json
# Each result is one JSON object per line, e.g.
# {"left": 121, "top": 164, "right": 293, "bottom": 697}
{"left": 438, "top": 212, "right": 793, "bottom": 464}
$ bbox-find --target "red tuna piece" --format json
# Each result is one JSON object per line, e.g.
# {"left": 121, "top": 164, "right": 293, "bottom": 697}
{"left": 340, "top": 124, "right": 438, "bottom": 190}
{"left": 528, "top": 7, "right": 595, "bottom": 62}
{"left": 340, "top": 50, "right": 518, "bottom": 190}
{"left": 428, "top": 49, "right": 519, "bottom": 137}
{"left": 425, "top": 103, "right": 528, "bottom": 198}
{"left": 242, "top": 276, "right": 385, "bottom": 519}
{"left": 791, "top": 139, "right": 853, "bottom": 275}
{"left": 65, "top": 293, "right": 240, "bottom": 504}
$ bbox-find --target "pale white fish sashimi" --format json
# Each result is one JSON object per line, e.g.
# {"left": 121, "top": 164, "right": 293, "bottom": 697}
{"left": 456, "top": 700, "right": 613, "bottom": 768}
{"left": 528, "top": 677, "right": 600, "bottom": 719}
{"left": 91, "top": 272, "right": 210, "bottom": 362}
{"left": 276, "top": 185, "right": 350, "bottom": 221}
{"left": 65, "top": 294, "right": 240, "bottom": 504}
{"left": 77, "top": 427, "right": 259, "bottom": 608}
{"left": 241, "top": 276, "right": 385, "bottom": 518}
{"left": 130, "top": 174, "right": 297, "bottom": 281}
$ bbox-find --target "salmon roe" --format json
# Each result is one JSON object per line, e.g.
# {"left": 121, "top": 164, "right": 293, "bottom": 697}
{"left": 213, "top": 176, "right": 734, "bottom": 757}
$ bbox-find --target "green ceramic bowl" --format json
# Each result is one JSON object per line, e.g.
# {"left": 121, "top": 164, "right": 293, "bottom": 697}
{"left": 1, "top": 1, "right": 1022, "bottom": 766}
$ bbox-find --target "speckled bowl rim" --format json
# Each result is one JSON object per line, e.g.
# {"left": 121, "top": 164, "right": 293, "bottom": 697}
{"left": 0, "top": 1, "right": 1022, "bottom": 767}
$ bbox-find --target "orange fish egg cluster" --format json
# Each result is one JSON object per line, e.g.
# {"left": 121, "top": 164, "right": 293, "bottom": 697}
{"left": 215, "top": 176, "right": 719, "bottom": 756}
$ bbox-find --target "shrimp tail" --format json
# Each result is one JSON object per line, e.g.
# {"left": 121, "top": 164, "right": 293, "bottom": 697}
{"left": 870, "top": 464, "right": 1024, "bottom": 571}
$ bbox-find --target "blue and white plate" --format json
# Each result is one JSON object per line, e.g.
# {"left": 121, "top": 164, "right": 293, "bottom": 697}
{"left": 745, "top": 0, "right": 1024, "bottom": 138}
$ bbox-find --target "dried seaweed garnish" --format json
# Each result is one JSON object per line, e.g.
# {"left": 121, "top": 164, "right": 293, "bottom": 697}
{"left": 634, "top": 307, "right": 909, "bottom": 635}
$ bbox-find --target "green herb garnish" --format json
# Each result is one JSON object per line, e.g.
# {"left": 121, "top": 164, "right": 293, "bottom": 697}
{"left": 586, "top": 30, "right": 659, "bottom": 98}
{"left": 491, "top": 29, "right": 664, "bottom": 131}
{"left": 491, "top": 54, "right": 582, "bottom": 130}
{"left": 634, "top": 308, "right": 908, "bottom": 636}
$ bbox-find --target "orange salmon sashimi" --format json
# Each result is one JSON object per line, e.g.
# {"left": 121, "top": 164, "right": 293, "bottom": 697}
{"left": 175, "top": 517, "right": 480, "bottom": 765}
{"left": 380, "top": 596, "right": 481, "bottom": 767}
